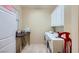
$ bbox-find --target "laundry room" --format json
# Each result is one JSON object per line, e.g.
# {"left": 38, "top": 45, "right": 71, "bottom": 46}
{"left": 0, "top": 5, "right": 79, "bottom": 53}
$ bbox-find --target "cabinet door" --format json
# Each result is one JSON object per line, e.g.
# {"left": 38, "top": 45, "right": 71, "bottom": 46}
{"left": 51, "top": 5, "right": 64, "bottom": 27}
{"left": 53, "top": 8, "right": 57, "bottom": 26}
{"left": 57, "top": 6, "right": 62, "bottom": 26}
{"left": 51, "top": 7, "right": 57, "bottom": 26}
{"left": 61, "top": 6, "right": 64, "bottom": 26}
{"left": 51, "top": 9, "right": 55, "bottom": 26}
{"left": 55, "top": 5, "right": 64, "bottom": 26}
{"left": 56, "top": 6, "right": 60, "bottom": 26}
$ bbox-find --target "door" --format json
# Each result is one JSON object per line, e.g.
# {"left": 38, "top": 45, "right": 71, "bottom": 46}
{"left": 0, "top": 9, "right": 17, "bottom": 39}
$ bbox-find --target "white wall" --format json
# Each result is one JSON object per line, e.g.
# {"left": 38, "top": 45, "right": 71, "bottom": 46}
{"left": 64, "top": 5, "right": 79, "bottom": 53}
{"left": 71, "top": 6, "right": 79, "bottom": 53}
{"left": 14, "top": 6, "right": 22, "bottom": 31}
{"left": 22, "top": 7, "right": 53, "bottom": 44}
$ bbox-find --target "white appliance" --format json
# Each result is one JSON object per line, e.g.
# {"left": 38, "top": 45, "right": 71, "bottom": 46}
{"left": 45, "top": 32, "right": 64, "bottom": 53}
{"left": 0, "top": 7, "right": 17, "bottom": 53}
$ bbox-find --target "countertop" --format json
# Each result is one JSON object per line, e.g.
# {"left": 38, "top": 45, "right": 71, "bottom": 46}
{"left": 16, "top": 31, "right": 30, "bottom": 37}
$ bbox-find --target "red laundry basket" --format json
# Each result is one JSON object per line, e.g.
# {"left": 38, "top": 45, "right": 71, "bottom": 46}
{"left": 58, "top": 32, "right": 72, "bottom": 53}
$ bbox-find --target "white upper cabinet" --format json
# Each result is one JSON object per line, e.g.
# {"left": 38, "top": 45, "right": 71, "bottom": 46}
{"left": 51, "top": 5, "right": 64, "bottom": 27}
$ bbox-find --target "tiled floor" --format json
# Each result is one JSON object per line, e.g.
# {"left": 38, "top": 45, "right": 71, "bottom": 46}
{"left": 21, "top": 44, "right": 48, "bottom": 53}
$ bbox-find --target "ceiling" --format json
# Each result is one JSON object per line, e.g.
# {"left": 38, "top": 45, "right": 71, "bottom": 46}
{"left": 21, "top": 5, "right": 56, "bottom": 9}
{"left": 21, "top": 5, "right": 57, "bottom": 13}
